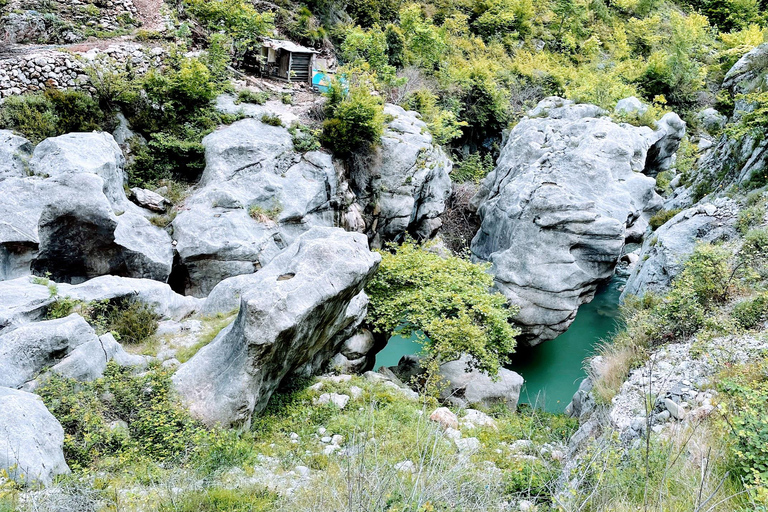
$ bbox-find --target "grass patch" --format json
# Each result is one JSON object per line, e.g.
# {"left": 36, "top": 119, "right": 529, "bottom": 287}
{"left": 176, "top": 311, "right": 238, "bottom": 363}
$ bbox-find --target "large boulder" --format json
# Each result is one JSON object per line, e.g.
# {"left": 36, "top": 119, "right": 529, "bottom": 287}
{"left": 622, "top": 199, "right": 739, "bottom": 299}
{"left": 0, "top": 130, "right": 32, "bottom": 180}
{"left": 470, "top": 97, "right": 667, "bottom": 344}
{"left": 29, "top": 132, "right": 129, "bottom": 210}
{"left": 172, "top": 118, "right": 341, "bottom": 296}
{"left": 0, "top": 138, "right": 173, "bottom": 282}
{"left": 348, "top": 104, "right": 452, "bottom": 248}
{"left": 173, "top": 227, "right": 380, "bottom": 428}
{"left": 30, "top": 174, "right": 172, "bottom": 283}
{"left": 392, "top": 354, "right": 524, "bottom": 409}
{"left": 0, "top": 387, "right": 69, "bottom": 486}
{"left": 0, "top": 275, "right": 200, "bottom": 334}
{"left": 0, "top": 313, "right": 97, "bottom": 388}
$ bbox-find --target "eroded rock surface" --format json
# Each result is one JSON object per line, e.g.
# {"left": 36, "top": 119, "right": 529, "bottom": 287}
{"left": 173, "top": 227, "right": 380, "bottom": 428}
{"left": 470, "top": 97, "right": 672, "bottom": 344}
{"left": 349, "top": 104, "right": 452, "bottom": 247}
{"left": 172, "top": 118, "right": 341, "bottom": 296}
{"left": 0, "top": 387, "right": 69, "bottom": 486}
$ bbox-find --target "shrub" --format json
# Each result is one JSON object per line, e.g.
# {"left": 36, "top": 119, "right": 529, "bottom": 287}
{"left": 158, "top": 487, "right": 278, "bottom": 512}
{"left": 236, "top": 89, "right": 270, "bottom": 104}
{"left": 452, "top": 152, "right": 495, "bottom": 183}
{"left": 737, "top": 199, "right": 766, "bottom": 234}
{"left": 248, "top": 203, "right": 283, "bottom": 222}
{"left": 401, "top": 88, "right": 466, "bottom": 145}
{"left": 366, "top": 240, "right": 519, "bottom": 379}
{"left": 649, "top": 208, "right": 681, "bottom": 230}
{"left": 732, "top": 293, "right": 768, "bottom": 329}
{"left": 0, "top": 89, "right": 106, "bottom": 144}
{"left": 321, "top": 81, "right": 385, "bottom": 158}
{"left": 260, "top": 113, "right": 283, "bottom": 126}
{"left": 289, "top": 123, "right": 321, "bottom": 152}
{"left": 36, "top": 364, "right": 203, "bottom": 470}
{"left": 107, "top": 300, "right": 160, "bottom": 345}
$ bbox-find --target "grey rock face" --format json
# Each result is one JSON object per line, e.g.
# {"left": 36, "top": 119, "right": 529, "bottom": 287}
{"left": 622, "top": 200, "right": 739, "bottom": 299}
{"left": 0, "top": 314, "right": 97, "bottom": 388}
{"left": 349, "top": 104, "right": 452, "bottom": 247}
{"left": 0, "top": 275, "right": 199, "bottom": 334}
{"left": 0, "top": 133, "right": 173, "bottom": 282}
{"left": 25, "top": 333, "right": 150, "bottom": 390}
{"left": 30, "top": 174, "right": 172, "bottom": 283}
{"left": 0, "top": 387, "right": 69, "bottom": 486}
{"left": 30, "top": 132, "right": 128, "bottom": 210}
{"left": 392, "top": 354, "right": 523, "bottom": 409}
{"left": 0, "top": 130, "right": 32, "bottom": 180}
{"left": 172, "top": 118, "right": 340, "bottom": 296}
{"left": 615, "top": 97, "right": 648, "bottom": 115}
{"left": 173, "top": 227, "right": 380, "bottom": 428}
{"left": 644, "top": 112, "right": 686, "bottom": 177}
{"left": 723, "top": 43, "right": 768, "bottom": 104}
{"left": 439, "top": 355, "right": 524, "bottom": 410}
{"left": 695, "top": 108, "right": 727, "bottom": 134}
{"left": 470, "top": 97, "right": 664, "bottom": 344}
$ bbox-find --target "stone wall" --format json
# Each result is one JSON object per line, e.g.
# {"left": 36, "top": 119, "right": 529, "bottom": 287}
{"left": 0, "top": 43, "right": 165, "bottom": 99}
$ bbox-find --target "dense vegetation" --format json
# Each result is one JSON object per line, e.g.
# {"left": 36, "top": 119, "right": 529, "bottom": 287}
{"left": 366, "top": 241, "right": 519, "bottom": 378}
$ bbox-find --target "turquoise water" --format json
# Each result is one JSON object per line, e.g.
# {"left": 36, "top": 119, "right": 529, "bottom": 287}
{"left": 371, "top": 276, "right": 625, "bottom": 414}
{"left": 508, "top": 276, "right": 625, "bottom": 413}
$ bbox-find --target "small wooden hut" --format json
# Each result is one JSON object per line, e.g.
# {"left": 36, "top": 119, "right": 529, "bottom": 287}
{"left": 253, "top": 39, "right": 318, "bottom": 84}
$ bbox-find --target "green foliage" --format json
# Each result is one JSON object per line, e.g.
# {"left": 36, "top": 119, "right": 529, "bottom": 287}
{"left": 452, "top": 152, "right": 495, "bottom": 183}
{"left": 0, "top": 89, "right": 105, "bottom": 144}
{"left": 366, "top": 240, "right": 519, "bottom": 377}
{"left": 260, "top": 113, "right": 284, "bottom": 126}
{"left": 719, "top": 360, "right": 768, "bottom": 484}
{"left": 321, "top": 80, "right": 385, "bottom": 157}
{"left": 649, "top": 208, "right": 681, "bottom": 230}
{"left": 36, "top": 364, "right": 202, "bottom": 470}
{"left": 183, "top": 0, "right": 274, "bottom": 62}
{"left": 105, "top": 300, "right": 160, "bottom": 345}
{"left": 346, "top": 0, "right": 401, "bottom": 27}
{"left": 732, "top": 293, "right": 768, "bottom": 329}
{"left": 689, "top": 0, "right": 762, "bottom": 31}
{"left": 236, "top": 89, "right": 270, "bottom": 105}
{"left": 158, "top": 487, "right": 278, "bottom": 512}
{"left": 728, "top": 92, "right": 768, "bottom": 145}
{"left": 402, "top": 88, "right": 467, "bottom": 145}
{"left": 248, "top": 203, "right": 283, "bottom": 221}
{"left": 737, "top": 200, "right": 766, "bottom": 234}
{"left": 288, "top": 123, "right": 321, "bottom": 152}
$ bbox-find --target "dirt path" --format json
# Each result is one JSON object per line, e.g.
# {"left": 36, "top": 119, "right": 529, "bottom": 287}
{"left": 132, "top": 0, "right": 166, "bottom": 32}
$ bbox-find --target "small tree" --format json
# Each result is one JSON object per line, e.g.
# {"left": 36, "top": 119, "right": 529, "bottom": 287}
{"left": 321, "top": 78, "right": 385, "bottom": 157}
{"left": 365, "top": 241, "right": 519, "bottom": 379}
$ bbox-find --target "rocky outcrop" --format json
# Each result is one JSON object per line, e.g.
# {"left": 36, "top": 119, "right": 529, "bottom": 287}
{"left": 0, "top": 133, "right": 173, "bottom": 282}
{"left": 0, "top": 313, "right": 96, "bottom": 388}
{"left": 622, "top": 199, "right": 739, "bottom": 299}
{"left": 392, "top": 354, "right": 524, "bottom": 409}
{"left": 644, "top": 113, "right": 686, "bottom": 177}
{"left": 470, "top": 97, "right": 671, "bottom": 344}
{"left": 0, "top": 130, "right": 32, "bottom": 180}
{"left": 172, "top": 118, "right": 341, "bottom": 296}
{"left": 173, "top": 228, "right": 380, "bottom": 428}
{"left": 0, "top": 387, "right": 69, "bottom": 486}
{"left": 0, "top": 275, "right": 200, "bottom": 333}
{"left": 349, "top": 104, "right": 452, "bottom": 248}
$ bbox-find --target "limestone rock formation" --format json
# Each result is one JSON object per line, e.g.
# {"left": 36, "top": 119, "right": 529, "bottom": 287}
{"left": 0, "top": 313, "right": 97, "bottom": 388}
{"left": 622, "top": 199, "right": 739, "bottom": 299}
{"left": 0, "top": 130, "right": 32, "bottom": 180}
{"left": 0, "top": 133, "right": 173, "bottom": 282}
{"left": 470, "top": 97, "right": 672, "bottom": 344}
{"left": 0, "top": 387, "right": 69, "bottom": 486}
{"left": 348, "top": 104, "right": 452, "bottom": 247}
{"left": 173, "top": 227, "right": 380, "bottom": 428}
{"left": 0, "top": 275, "right": 200, "bottom": 334}
{"left": 172, "top": 118, "right": 341, "bottom": 296}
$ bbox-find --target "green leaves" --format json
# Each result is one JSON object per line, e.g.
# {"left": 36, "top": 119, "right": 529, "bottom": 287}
{"left": 321, "top": 80, "right": 385, "bottom": 157}
{"left": 366, "top": 241, "right": 519, "bottom": 377}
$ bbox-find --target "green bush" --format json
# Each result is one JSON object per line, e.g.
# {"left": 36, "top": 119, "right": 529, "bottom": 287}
{"left": 260, "top": 113, "right": 283, "bottom": 126}
{"left": 158, "top": 487, "right": 278, "bottom": 512}
{"left": 36, "top": 364, "right": 202, "bottom": 470}
{"left": 106, "top": 300, "right": 160, "bottom": 345}
{"left": 0, "top": 89, "right": 106, "bottom": 144}
{"left": 648, "top": 208, "right": 681, "bottom": 230}
{"left": 737, "top": 199, "right": 766, "bottom": 234}
{"left": 321, "top": 81, "right": 385, "bottom": 157}
{"left": 732, "top": 293, "right": 768, "bottom": 329}
{"left": 452, "top": 152, "right": 495, "bottom": 183}
{"left": 289, "top": 123, "right": 321, "bottom": 152}
{"left": 366, "top": 240, "right": 519, "bottom": 379}
{"left": 236, "top": 89, "right": 270, "bottom": 105}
